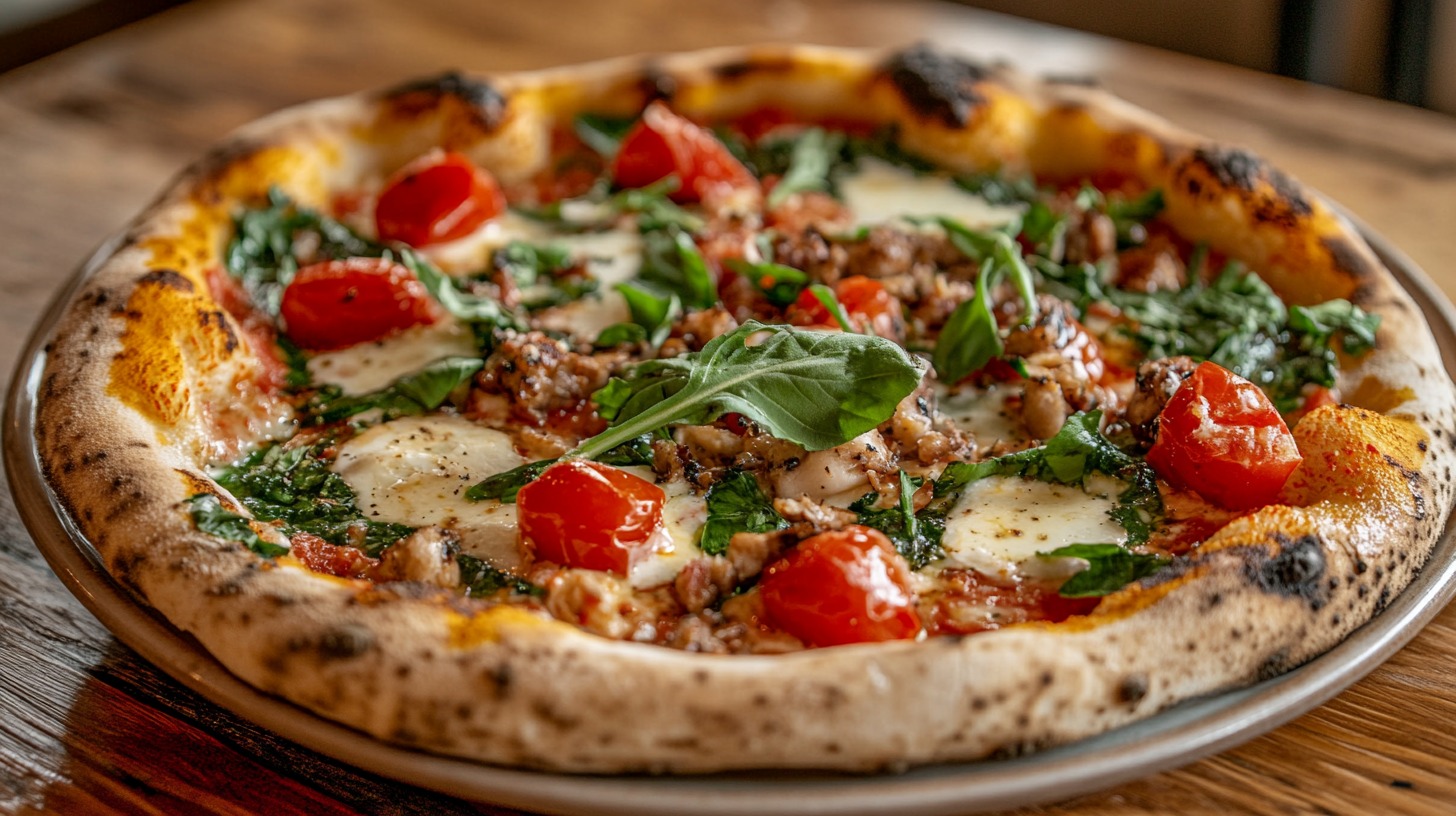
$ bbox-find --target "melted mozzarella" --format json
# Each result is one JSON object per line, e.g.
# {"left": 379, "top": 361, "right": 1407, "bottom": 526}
{"left": 939, "top": 475, "right": 1127, "bottom": 578}
{"left": 625, "top": 471, "right": 708, "bottom": 590}
{"left": 839, "top": 159, "right": 1024, "bottom": 229}
{"left": 332, "top": 415, "right": 526, "bottom": 568}
{"left": 937, "top": 384, "right": 1024, "bottom": 447}
{"left": 307, "top": 322, "right": 477, "bottom": 395}
{"left": 418, "top": 211, "right": 552, "bottom": 272}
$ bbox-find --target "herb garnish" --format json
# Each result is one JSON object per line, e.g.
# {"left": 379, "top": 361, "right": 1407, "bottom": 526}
{"left": 699, "top": 470, "right": 788, "bottom": 556}
{"left": 765, "top": 128, "right": 845, "bottom": 208}
{"left": 465, "top": 435, "right": 656, "bottom": 503}
{"left": 932, "top": 222, "right": 1039, "bottom": 384}
{"left": 492, "top": 241, "right": 599, "bottom": 311}
{"left": 850, "top": 471, "right": 946, "bottom": 569}
{"left": 1038, "top": 543, "right": 1168, "bottom": 598}
{"left": 457, "top": 553, "right": 544, "bottom": 598}
{"left": 303, "top": 356, "right": 482, "bottom": 425}
{"left": 185, "top": 494, "right": 288, "bottom": 558}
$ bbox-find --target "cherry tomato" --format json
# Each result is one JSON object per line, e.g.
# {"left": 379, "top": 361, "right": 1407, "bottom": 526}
{"left": 278, "top": 257, "right": 442, "bottom": 351}
{"left": 610, "top": 102, "right": 755, "bottom": 203}
{"left": 1146, "top": 361, "right": 1302, "bottom": 510}
{"left": 517, "top": 460, "right": 665, "bottom": 575}
{"left": 787, "top": 276, "right": 904, "bottom": 340}
{"left": 759, "top": 526, "right": 922, "bottom": 647}
{"left": 375, "top": 151, "right": 505, "bottom": 246}
{"left": 289, "top": 532, "right": 377, "bottom": 580}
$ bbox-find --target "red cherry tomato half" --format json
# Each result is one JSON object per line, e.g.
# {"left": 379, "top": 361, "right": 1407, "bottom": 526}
{"left": 1146, "top": 361, "right": 1303, "bottom": 510}
{"left": 517, "top": 460, "right": 666, "bottom": 576}
{"left": 759, "top": 525, "right": 923, "bottom": 647}
{"left": 279, "top": 257, "right": 443, "bottom": 351}
{"left": 787, "top": 276, "right": 904, "bottom": 340}
{"left": 375, "top": 151, "right": 505, "bottom": 247}
{"left": 610, "top": 102, "right": 754, "bottom": 203}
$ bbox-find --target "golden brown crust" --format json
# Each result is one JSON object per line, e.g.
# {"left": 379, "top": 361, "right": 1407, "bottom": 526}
{"left": 34, "top": 45, "right": 1456, "bottom": 773}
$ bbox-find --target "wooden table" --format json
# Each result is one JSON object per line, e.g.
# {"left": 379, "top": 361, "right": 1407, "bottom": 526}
{"left": 2, "top": 1, "right": 1454, "bottom": 813}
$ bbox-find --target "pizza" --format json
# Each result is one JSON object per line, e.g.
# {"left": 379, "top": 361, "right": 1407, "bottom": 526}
{"left": 33, "top": 44, "right": 1456, "bottom": 773}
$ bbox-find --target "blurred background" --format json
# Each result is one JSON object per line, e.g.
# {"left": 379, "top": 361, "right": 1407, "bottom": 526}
{"left": 0, "top": 0, "right": 1452, "bottom": 115}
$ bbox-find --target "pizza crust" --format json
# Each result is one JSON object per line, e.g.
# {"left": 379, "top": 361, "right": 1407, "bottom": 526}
{"left": 35, "top": 45, "right": 1456, "bottom": 772}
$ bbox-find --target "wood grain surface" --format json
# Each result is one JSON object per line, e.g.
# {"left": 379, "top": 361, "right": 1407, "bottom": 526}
{"left": 1, "top": 1, "right": 1455, "bottom": 813}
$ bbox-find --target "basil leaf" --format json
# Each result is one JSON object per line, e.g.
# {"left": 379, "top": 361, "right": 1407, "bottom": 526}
{"left": 305, "top": 356, "right": 483, "bottom": 425}
{"left": 766, "top": 128, "right": 844, "bottom": 208}
{"left": 457, "top": 553, "right": 543, "bottom": 598}
{"left": 933, "top": 225, "right": 1039, "bottom": 384}
{"left": 576, "top": 321, "right": 926, "bottom": 460}
{"left": 214, "top": 437, "right": 413, "bottom": 557}
{"left": 935, "top": 411, "right": 1162, "bottom": 545}
{"left": 615, "top": 281, "right": 682, "bottom": 347}
{"left": 399, "top": 250, "right": 524, "bottom": 331}
{"left": 726, "top": 258, "right": 809, "bottom": 307}
{"left": 639, "top": 228, "right": 717, "bottom": 309}
{"left": 490, "top": 241, "right": 598, "bottom": 310}
{"left": 186, "top": 494, "right": 288, "bottom": 558}
{"left": 851, "top": 471, "right": 946, "bottom": 569}
{"left": 574, "top": 113, "right": 636, "bottom": 159}
{"left": 699, "top": 471, "right": 787, "bottom": 556}
{"left": 1039, "top": 543, "right": 1169, "bottom": 598}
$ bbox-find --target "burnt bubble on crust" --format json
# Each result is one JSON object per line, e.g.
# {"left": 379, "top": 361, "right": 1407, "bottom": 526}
{"left": 383, "top": 71, "right": 508, "bottom": 131}
{"left": 138, "top": 268, "right": 195, "bottom": 292}
{"left": 1244, "top": 533, "right": 1329, "bottom": 610}
{"left": 1192, "top": 146, "right": 1313, "bottom": 217}
{"left": 881, "top": 43, "right": 989, "bottom": 128}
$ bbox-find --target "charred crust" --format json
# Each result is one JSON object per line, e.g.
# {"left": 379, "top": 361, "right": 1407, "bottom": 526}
{"left": 1115, "top": 674, "right": 1148, "bottom": 704}
{"left": 1256, "top": 649, "right": 1293, "bottom": 681}
{"left": 1191, "top": 146, "right": 1311, "bottom": 216}
{"left": 315, "top": 624, "right": 375, "bottom": 659}
{"left": 383, "top": 71, "right": 507, "bottom": 131}
{"left": 881, "top": 44, "right": 988, "bottom": 128}
{"left": 485, "top": 663, "right": 514, "bottom": 700}
{"left": 1245, "top": 534, "right": 1328, "bottom": 610}
{"left": 188, "top": 140, "right": 270, "bottom": 193}
{"left": 635, "top": 63, "right": 677, "bottom": 105}
{"left": 713, "top": 55, "right": 796, "bottom": 82}
{"left": 198, "top": 309, "right": 240, "bottom": 352}
{"left": 138, "top": 268, "right": 194, "bottom": 292}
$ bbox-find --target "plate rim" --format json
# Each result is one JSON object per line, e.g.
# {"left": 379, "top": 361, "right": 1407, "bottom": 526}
{"left": 6, "top": 222, "right": 1456, "bottom": 816}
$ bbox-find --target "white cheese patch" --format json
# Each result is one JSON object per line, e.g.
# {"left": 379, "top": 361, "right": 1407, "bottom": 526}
{"left": 533, "top": 291, "right": 632, "bottom": 338}
{"left": 937, "top": 384, "right": 1024, "bottom": 447}
{"left": 332, "top": 415, "right": 526, "bottom": 568}
{"left": 838, "top": 158, "right": 1024, "bottom": 230}
{"left": 939, "top": 475, "right": 1127, "bottom": 578}
{"left": 628, "top": 474, "right": 708, "bottom": 590}
{"left": 307, "top": 322, "right": 478, "bottom": 396}
{"left": 417, "top": 211, "right": 553, "bottom": 273}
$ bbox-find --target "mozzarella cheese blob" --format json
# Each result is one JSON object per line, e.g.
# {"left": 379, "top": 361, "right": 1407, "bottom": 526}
{"left": 838, "top": 158, "right": 1024, "bottom": 229}
{"left": 939, "top": 475, "right": 1128, "bottom": 578}
{"left": 307, "top": 322, "right": 478, "bottom": 396}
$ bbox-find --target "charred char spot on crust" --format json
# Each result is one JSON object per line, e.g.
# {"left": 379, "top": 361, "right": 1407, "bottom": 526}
{"left": 637, "top": 66, "right": 676, "bottom": 104}
{"left": 1116, "top": 674, "right": 1148, "bottom": 704}
{"left": 713, "top": 56, "right": 796, "bottom": 82}
{"left": 1191, "top": 147, "right": 1312, "bottom": 216}
{"left": 485, "top": 663, "right": 514, "bottom": 699}
{"left": 882, "top": 44, "right": 988, "bottom": 128}
{"left": 1245, "top": 534, "right": 1328, "bottom": 610}
{"left": 384, "top": 71, "right": 507, "bottom": 131}
{"left": 138, "top": 268, "right": 194, "bottom": 292}
{"left": 198, "top": 309, "right": 240, "bottom": 352}
{"left": 317, "top": 624, "right": 375, "bottom": 659}
{"left": 1256, "top": 649, "right": 1292, "bottom": 681}
{"left": 1382, "top": 453, "right": 1428, "bottom": 520}
{"left": 1321, "top": 234, "right": 1379, "bottom": 284}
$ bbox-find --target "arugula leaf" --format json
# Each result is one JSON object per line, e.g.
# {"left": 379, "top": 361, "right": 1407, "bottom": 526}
{"left": 464, "top": 435, "right": 656, "bottom": 503}
{"left": 304, "top": 356, "right": 482, "bottom": 425}
{"left": 594, "top": 322, "right": 649, "bottom": 348}
{"left": 614, "top": 281, "right": 682, "bottom": 347}
{"left": 580, "top": 321, "right": 925, "bottom": 460}
{"left": 934, "top": 412, "right": 1161, "bottom": 545}
{"left": 1039, "top": 543, "right": 1169, "bottom": 598}
{"left": 726, "top": 258, "right": 809, "bottom": 307}
{"left": 186, "top": 494, "right": 288, "bottom": 558}
{"left": 574, "top": 113, "right": 636, "bottom": 160}
{"left": 699, "top": 470, "right": 787, "bottom": 556}
{"left": 214, "top": 437, "right": 413, "bottom": 557}
{"left": 457, "top": 553, "right": 544, "bottom": 597}
{"left": 226, "top": 187, "right": 383, "bottom": 316}
{"left": 766, "top": 128, "right": 845, "bottom": 208}
{"left": 933, "top": 227, "right": 1038, "bottom": 384}
{"left": 804, "top": 283, "right": 855, "bottom": 332}
{"left": 850, "top": 471, "right": 946, "bottom": 569}
{"left": 638, "top": 228, "right": 717, "bottom": 309}
{"left": 398, "top": 250, "right": 523, "bottom": 331}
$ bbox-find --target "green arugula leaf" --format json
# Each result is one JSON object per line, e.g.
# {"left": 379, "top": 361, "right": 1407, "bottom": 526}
{"left": 766, "top": 128, "right": 845, "bottom": 208}
{"left": 304, "top": 356, "right": 483, "bottom": 425}
{"left": 574, "top": 113, "right": 636, "bottom": 159}
{"left": 804, "top": 283, "right": 855, "bottom": 332}
{"left": 725, "top": 258, "right": 809, "bottom": 307}
{"left": 213, "top": 436, "right": 413, "bottom": 557}
{"left": 615, "top": 280, "right": 682, "bottom": 347}
{"left": 186, "top": 494, "right": 288, "bottom": 558}
{"left": 1039, "top": 543, "right": 1169, "bottom": 598}
{"left": 491, "top": 241, "right": 598, "bottom": 311}
{"left": 593, "top": 322, "right": 649, "bottom": 348}
{"left": 578, "top": 321, "right": 925, "bottom": 460}
{"left": 935, "top": 411, "right": 1161, "bottom": 545}
{"left": 464, "top": 435, "right": 656, "bottom": 503}
{"left": 457, "top": 553, "right": 544, "bottom": 598}
{"left": 638, "top": 228, "right": 717, "bottom": 309}
{"left": 850, "top": 471, "right": 946, "bottom": 569}
{"left": 699, "top": 470, "right": 787, "bottom": 556}
{"left": 933, "top": 226, "right": 1038, "bottom": 384}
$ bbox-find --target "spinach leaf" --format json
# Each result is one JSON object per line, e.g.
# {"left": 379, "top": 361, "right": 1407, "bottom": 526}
{"left": 766, "top": 128, "right": 844, "bottom": 208}
{"left": 1039, "top": 543, "right": 1169, "bottom": 598}
{"left": 457, "top": 553, "right": 544, "bottom": 598}
{"left": 574, "top": 113, "right": 636, "bottom": 159}
{"left": 186, "top": 494, "right": 288, "bottom": 558}
{"left": 398, "top": 250, "right": 524, "bottom": 331}
{"left": 304, "top": 356, "right": 482, "bottom": 425}
{"left": 582, "top": 321, "right": 925, "bottom": 459}
{"left": 933, "top": 226, "right": 1038, "bottom": 384}
{"left": 850, "top": 471, "right": 946, "bottom": 569}
{"left": 699, "top": 470, "right": 787, "bottom": 556}
{"left": 935, "top": 411, "right": 1161, "bottom": 545}
{"left": 214, "top": 437, "right": 413, "bottom": 557}
{"left": 638, "top": 228, "right": 717, "bottom": 309}
{"left": 226, "top": 187, "right": 383, "bottom": 316}
{"left": 464, "top": 435, "right": 656, "bottom": 503}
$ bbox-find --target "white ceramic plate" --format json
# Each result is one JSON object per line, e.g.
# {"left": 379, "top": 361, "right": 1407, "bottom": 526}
{"left": 7, "top": 224, "right": 1456, "bottom": 816}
